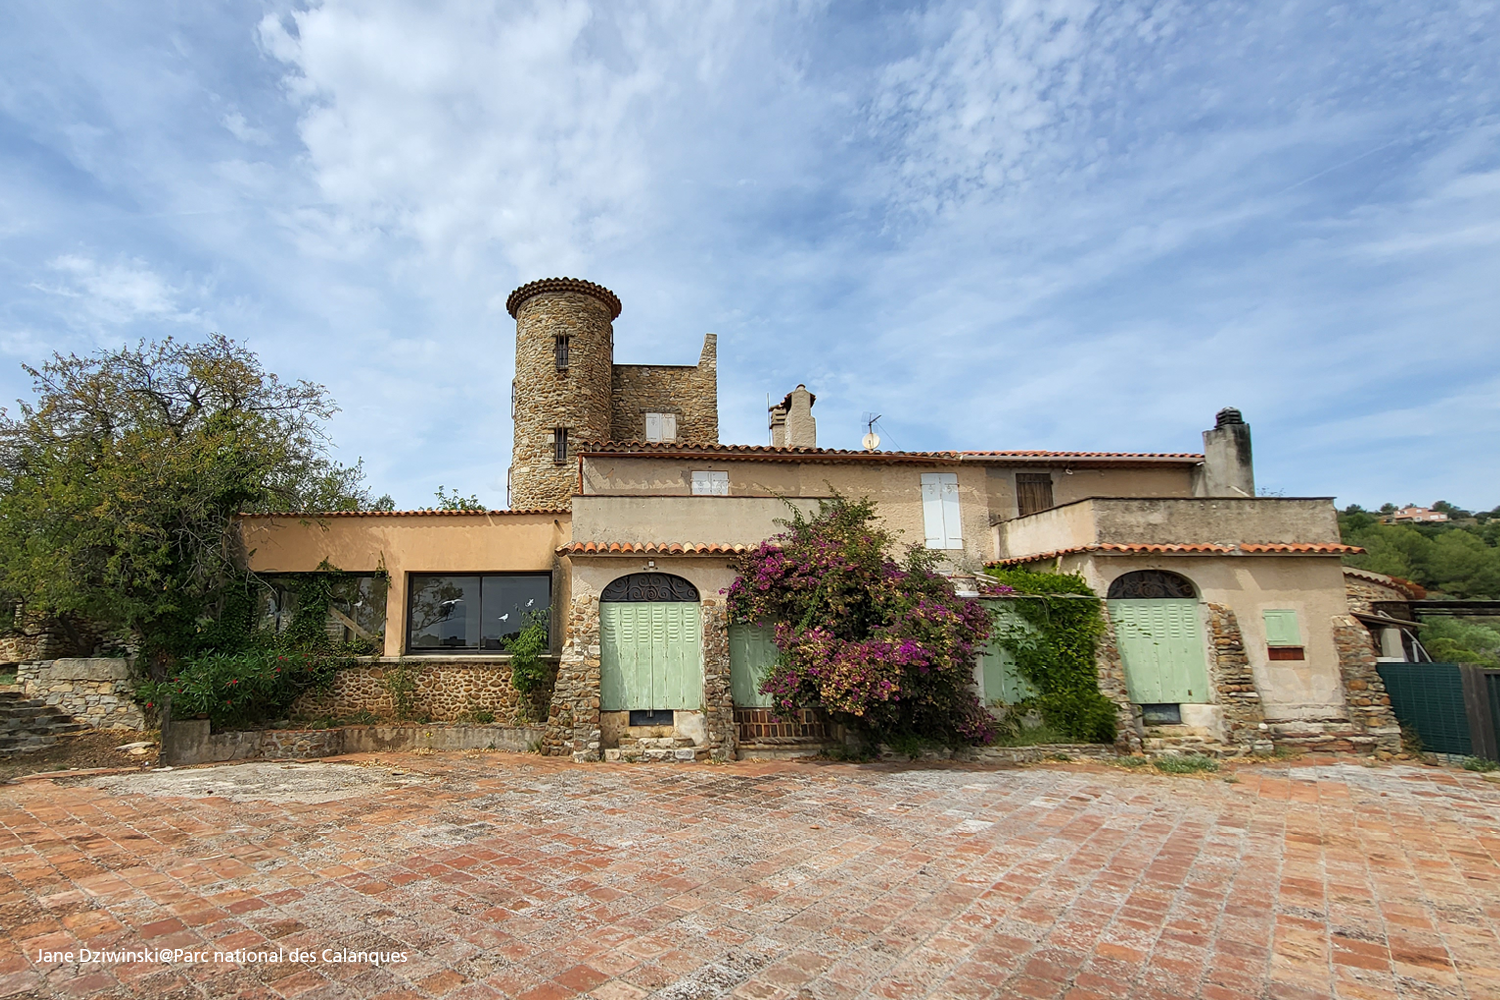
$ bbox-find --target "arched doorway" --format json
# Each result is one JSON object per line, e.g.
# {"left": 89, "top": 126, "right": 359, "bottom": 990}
{"left": 1106, "top": 570, "right": 1211, "bottom": 711}
{"left": 599, "top": 573, "right": 703, "bottom": 719}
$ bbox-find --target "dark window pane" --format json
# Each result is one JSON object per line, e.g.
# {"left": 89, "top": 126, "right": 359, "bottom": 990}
{"left": 408, "top": 576, "right": 480, "bottom": 650}
{"left": 554, "top": 427, "right": 568, "bottom": 464}
{"left": 481, "top": 575, "right": 551, "bottom": 650}
{"left": 555, "top": 335, "right": 569, "bottom": 369}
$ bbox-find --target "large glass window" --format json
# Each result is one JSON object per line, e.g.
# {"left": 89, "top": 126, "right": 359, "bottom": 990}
{"left": 256, "top": 573, "right": 387, "bottom": 652}
{"left": 407, "top": 573, "right": 550, "bottom": 652}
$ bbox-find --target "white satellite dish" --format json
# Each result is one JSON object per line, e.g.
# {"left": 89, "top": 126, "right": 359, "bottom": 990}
{"left": 862, "top": 431, "right": 880, "bottom": 451}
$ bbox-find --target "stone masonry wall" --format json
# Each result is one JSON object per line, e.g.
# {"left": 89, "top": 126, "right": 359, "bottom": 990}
{"left": 289, "top": 658, "right": 556, "bottom": 726}
{"left": 699, "top": 596, "right": 735, "bottom": 761}
{"left": 1344, "top": 575, "right": 1413, "bottom": 615}
{"left": 1331, "top": 614, "right": 1402, "bottom": 754}
{"left": 510, "top": 288, "right": 616, "bottom": 510}
{"left": 1204, "top": 604, "right": 1271, "bottom": 752}
{"left": 610, "top": 334, "right": 719, "bottom": 444}
{"left": 1093, "top": 603, "right": 1143, "bottom": 752}
{"left": 18, "top": 658, "right": 145, "bottom": 730}
{"left": 544, "top": 595, "right": 603, "bottom": 760}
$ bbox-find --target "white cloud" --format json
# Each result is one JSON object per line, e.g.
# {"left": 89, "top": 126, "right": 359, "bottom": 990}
{"left": 33, "top": 254, "right": 198, "bottom": 327}
{"left": 222, "top": 110, "right": 271, "bottom": 145}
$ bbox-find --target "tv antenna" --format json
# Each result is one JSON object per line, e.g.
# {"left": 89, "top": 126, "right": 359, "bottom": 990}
{"left": 861, "top": 413, "right": 882, "bottom": 452}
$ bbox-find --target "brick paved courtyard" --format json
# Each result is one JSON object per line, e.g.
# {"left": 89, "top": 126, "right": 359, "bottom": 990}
{"left": 2, "top": 754, "right": 1498, "bottom": 1000}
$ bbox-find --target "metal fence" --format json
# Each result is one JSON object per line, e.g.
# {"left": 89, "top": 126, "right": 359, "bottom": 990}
{"left": 1375, "top": 661, "right": 1500, "bottom": 760}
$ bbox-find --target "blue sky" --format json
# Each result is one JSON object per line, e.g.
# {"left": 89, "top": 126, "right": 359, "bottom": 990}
{"left": 1, "top": 0, "right": 1497, "bottom": 511}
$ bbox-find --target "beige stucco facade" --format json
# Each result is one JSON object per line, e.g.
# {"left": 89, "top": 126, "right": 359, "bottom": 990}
{"left": 1058, "top": 552, "right": 1353, "bottom": 722}
{"left": 241, "top": 511, "right": 571, "bottom": 657}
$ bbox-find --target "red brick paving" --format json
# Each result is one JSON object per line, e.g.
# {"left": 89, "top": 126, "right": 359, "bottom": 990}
{"left": 1, "top": 755, "right": 1498, "bottom": 999}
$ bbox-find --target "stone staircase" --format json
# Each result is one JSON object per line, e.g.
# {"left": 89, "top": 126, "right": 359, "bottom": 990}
{"left": 1140, "top": 724, "right": 1275, "bottom": 758}
{"left": 1267, "top": 719, "right": 1377, "bottom": 755}
{"left": 606, "top": 734, "right": 709, "bottom": 763}
{"left": 0, "top": 691, "right": 90, "bottom": 755}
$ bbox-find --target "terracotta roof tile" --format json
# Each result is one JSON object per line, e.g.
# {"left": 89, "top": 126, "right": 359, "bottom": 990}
{"left": 1238, "top": 543, "right": 1363, "bottom": 554}
{"left": 239, "top": 508, "right": 567, "bottom": 519}
{"left": 960, "top": 450, "right": 1204, "bottom": 460}
{"left": 505, "top": 277, "right": 621, "bottom": 319}
{"left": 577, "top": 441, "right": 1204, "bottom": 466}
{"left": 559, "top": 541, "right": 753, "bottom": 556}
{"left": 987, "top": 541, "right": 1363, "bottom": 566}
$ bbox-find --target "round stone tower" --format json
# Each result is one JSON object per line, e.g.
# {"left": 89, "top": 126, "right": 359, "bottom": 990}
{"left": 506, "top": 277, "right": 621, "bottom": 509}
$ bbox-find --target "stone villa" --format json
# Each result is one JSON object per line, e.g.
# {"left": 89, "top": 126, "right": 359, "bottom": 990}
{"left": 239, "top": 277, "right": 1400, "bottom": 760}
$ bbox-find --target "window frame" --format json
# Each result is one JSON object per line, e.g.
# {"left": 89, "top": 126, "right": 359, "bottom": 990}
{"left": 920, "top": 472, "right": 964, "bottom": 550}
{"left": 691, "top": 470, "right": 729, "bottom": 496}
{"left": 553, "top": 427, "right": 569, "bottom": 464}
{"left": 555, "top": 335, "right": 570, "bottom": 370}
{"left": 1015, "top": 472, "right": 1055, "bottom": 517}
{"left": 645, "top": 411, "right": 678, "bottom": 443}
{"left": 405, "top": 571, "right": 552, "bottom": 655}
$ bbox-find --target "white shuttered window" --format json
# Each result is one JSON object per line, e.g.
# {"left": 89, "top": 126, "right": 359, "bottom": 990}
{"left": 644, "top": 412, "right": 677, "bottom": 442}
{"left": 921, "top": 473, "right": 963, "bottom": 550}
{"left": 691, "top": 471, "right": 729, "bottom": 496}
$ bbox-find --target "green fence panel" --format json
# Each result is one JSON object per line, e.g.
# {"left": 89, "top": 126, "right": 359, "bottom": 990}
{"left": 1375, "top": 662, "right": 1471, "bottom": 756}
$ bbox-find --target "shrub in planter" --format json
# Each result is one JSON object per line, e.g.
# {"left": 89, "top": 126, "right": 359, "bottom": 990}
{"left": 138, "top": 647, "right": 339, "bottom": 730}
{"left": 727, "top": 494, "right": 995, "bottom": 745}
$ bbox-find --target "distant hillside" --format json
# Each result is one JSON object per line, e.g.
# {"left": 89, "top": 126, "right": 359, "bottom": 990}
{"left": 1339, "top": 503, "right": 1500, "bottom": 600}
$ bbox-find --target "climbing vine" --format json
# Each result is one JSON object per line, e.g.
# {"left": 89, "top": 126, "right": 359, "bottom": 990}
{"left": 137, "top": 563, "right": 386, "bottom": 729}
{"left": 503, "top": 610, "right": 553, "bottom": 722}
{"left": 983, "top": 567, "right": 1117, "bottom": 744}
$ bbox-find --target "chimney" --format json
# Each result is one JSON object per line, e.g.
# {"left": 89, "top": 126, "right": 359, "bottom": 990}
{"left": 1194, "top": 407, "right": 1255, "bottom": 498}
{"left": 769, "top": 385, "right": 817, "bottom": 449}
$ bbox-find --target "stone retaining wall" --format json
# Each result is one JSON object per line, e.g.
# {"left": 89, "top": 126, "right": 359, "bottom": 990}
{"left": 161, "top": 720, "right": 543, "bottom": 765}
{"left": 17, "top": 658, "right": 144, "bottom": 730}
{"left": 290, "top": 658, "right": 556, "bottom": 726}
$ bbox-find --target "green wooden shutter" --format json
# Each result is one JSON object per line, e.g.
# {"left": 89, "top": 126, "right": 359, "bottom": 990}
{"left": 600, "top": 602, "right": 702, "bottom": 711}
{"left": 730, "top": 623, "right": 778, "bottom": 707}
{"left": 979, "top": 602, "right": 1039, "bottom": 705}
{"left": 1108, "top": 598, "right": 1210, "bottom": 704}
{"left": 1262, "top": 609, "right": 1301, "bottom": 646}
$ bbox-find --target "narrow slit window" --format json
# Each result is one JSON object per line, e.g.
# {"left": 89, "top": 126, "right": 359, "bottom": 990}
{"left": 555, "top": 335, "right": 569, "bottom": 370}
{"left": 553, "top": 427, "right": 569, "bottom": 464}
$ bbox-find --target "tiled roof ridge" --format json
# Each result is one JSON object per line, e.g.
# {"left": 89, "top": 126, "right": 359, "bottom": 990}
{"left": 240, "top": 508, "right": 568, "bottom": 519}
{"left": 576, "top": 441, "right": 1205, "bottom": 463}
{"left": 505, "top": 277, "right": 622, "bottom": 319}
{"left": 987, "top": 541, "right": 1364, "bottom": 566}
{"left": 559, "top": 541, "right": 754, "bottom": 556}
{"left": 960, "top": 450, "right": 1204, "bottom": 460}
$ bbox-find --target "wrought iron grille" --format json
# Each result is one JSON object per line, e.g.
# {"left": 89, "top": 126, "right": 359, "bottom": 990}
{"left": 601, "top": 573, "right": 700, "bottom": 603}
{"left": 1107, "top": 570, "right": 1197, "bottom": 600}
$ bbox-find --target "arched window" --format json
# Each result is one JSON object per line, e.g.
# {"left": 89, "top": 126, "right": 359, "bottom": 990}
{"left": 1107, "top": 570, "right": 1197, "bottom": 600}
{"left": 601, "top": 573, "right": 700, "bottom": 603}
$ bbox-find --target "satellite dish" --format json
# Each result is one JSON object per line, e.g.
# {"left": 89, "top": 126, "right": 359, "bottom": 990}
{"left": 862, "top": 431, "right": 880, "bottom": 451}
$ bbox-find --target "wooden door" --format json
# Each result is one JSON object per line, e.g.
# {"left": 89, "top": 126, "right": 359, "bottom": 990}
{"left": 1108, "top": 598, "right": 1210, "bottom": 704}
{"left": 600, "top": 602, "right": 702, "bottom": 711}
{"left": 729, "top": 623, "right": 778, "bottom": 707}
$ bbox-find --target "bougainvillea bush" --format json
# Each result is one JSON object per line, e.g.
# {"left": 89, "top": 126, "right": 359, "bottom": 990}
{"left": 726, "top": 495, "right": 997, "bottom": 745}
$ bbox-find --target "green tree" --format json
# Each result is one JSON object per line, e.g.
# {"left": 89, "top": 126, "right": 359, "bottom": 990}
{"left": 427, "top": 486, "right": 486, "bottom": 511}
{"left": 1421, "top": 618, "right": 1500, "bottom": 668}
{"left": 0, "top": 336, "right": 380, "bottom": 671}
{"left": 1340, "top": 506, "right": 1500, "bottom": 599}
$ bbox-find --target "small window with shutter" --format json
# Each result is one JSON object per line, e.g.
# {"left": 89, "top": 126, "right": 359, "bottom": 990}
{"left": 645, "top": 412, "right": 677, "bottom": 442}
{"left": 1263, "top": 609, "right": 1304, "bottom": 660}
{"left": 920, "top": 473, "right": 963, "bottom": 550}
{"left": 1016, "top": 473, "right": 1054, "bottom": 516}
{"left": 691, "top": 471, "right": 729, "bottom": 496}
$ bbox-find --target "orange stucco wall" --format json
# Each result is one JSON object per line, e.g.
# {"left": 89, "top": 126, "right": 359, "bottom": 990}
{"left": 240, "top": 512, "right": 571, "bottom": 656}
